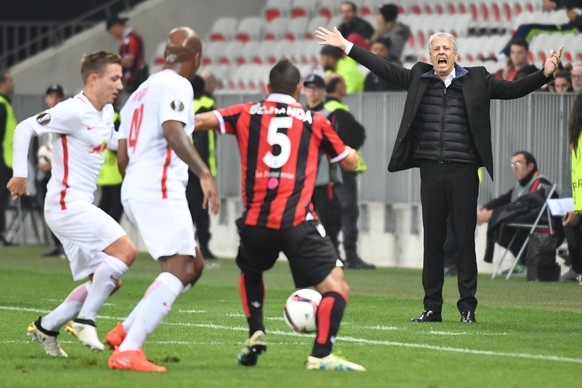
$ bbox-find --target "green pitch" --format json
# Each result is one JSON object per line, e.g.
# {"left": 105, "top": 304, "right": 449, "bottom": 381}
{"left": 0, "top": 246, "right": 581, "bottom": 387}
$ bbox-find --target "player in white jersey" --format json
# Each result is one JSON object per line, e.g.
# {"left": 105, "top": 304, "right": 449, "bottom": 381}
{"left": 104, "top": 27, "right": 219, "bottom": 373}
{"left": 7, "top": 52, "right": 137, "bottom": 357}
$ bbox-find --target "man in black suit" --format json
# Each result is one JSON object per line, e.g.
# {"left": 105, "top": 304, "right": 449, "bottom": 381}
{"left": 316, "top": 27, "right": 562, "bottom": 323}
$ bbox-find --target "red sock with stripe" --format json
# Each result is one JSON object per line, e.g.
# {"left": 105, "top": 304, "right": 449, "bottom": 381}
{"left": 239, "top": 272, "right": 265, "bottom": 336}
{"left": 311, "top": 291, "right": 347, "bottom": 358}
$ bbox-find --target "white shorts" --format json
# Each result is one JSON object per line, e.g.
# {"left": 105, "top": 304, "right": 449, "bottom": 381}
{"left": 44, "top": 202, "right": 127, "bottom": 281}
{"left": 122, "top": 197, "right": 197, "bottom": 260}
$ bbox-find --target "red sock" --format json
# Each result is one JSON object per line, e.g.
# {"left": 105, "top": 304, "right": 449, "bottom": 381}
{"left": 311, "top": 291, "right": 347, "bottom": 358}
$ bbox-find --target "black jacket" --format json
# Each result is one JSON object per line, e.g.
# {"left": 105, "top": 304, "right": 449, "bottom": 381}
{"left": 348, "top": 44, "right": 552, "bottom": 179}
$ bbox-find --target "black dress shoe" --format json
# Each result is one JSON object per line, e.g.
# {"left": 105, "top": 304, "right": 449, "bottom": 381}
{"left": 411, "top": 310, "right": 442, "bottom": 322}
{"left": 460, "top": 311, "right": 477, "bottom": 323}
{"left": 344, "top": 256, "right": 375, "bottom": 269}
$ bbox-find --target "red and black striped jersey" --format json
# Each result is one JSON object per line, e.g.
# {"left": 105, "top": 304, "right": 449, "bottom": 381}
{"left": 214, "top": 93, "right": 349, "bottom": 229}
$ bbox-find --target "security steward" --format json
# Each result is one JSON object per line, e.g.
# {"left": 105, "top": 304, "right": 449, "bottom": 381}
{"left": 97, "top": 108, "right": 124, "bottom": 222}
{"left": 0, "top": 70, "right": 15, "bottom": 246}
{"left": 187, "top": 75, "right": 217, "bottom": 259}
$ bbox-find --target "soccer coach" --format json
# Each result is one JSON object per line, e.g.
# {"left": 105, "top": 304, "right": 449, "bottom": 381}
{"left": 316, "top": 27, "right": 563, "bottom": 323}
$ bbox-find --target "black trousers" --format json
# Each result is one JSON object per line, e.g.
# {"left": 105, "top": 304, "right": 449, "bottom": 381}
{"left": 312, "top": 184, "right": 341, "bottom": 256}
{"left": 186, "top": 172, "right": 211, "bottom": 243}
{"left": 564, "top": 224, "right": 582, "bottom": 274}
{"left": 334, "top": 171, "right": 359, "bottom": 258}
{"left": 0, "top": 165, "right": 12, "bottom": 240}
{"left": 98, "top": 184, "right": 123, "bottom": 223}
{"left": 419, "top": 161, "right": 479, "bottom": 313}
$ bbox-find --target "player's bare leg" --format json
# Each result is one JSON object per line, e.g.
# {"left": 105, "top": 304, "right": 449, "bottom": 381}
{"left": 108, "top": 248, "right": 204, "bottom": 372}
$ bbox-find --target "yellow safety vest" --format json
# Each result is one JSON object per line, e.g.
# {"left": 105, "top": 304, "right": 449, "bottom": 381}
{"left": 97, "top": 111, "right": 122, "bottom": 186}
{"left": 572, "top": 136, "right": 582, "bottom": 212}
{"left": 323, "top": 100, "right": 367, "bottom": 173}
{"left": 0, "top": 95, "right": 16, "bottom": 168}
{"left": 193, "top": 95, "right": 217, "bottom": 177}
{"left": 327, "top": 57, "right": 364, "bottom": 93}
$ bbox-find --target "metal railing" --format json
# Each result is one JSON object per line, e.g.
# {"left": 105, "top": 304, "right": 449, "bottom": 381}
{"left": 0, "top": 0, "right": 138, "bottom": 69}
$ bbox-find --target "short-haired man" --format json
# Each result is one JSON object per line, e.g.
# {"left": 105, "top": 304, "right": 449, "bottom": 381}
{"left": 194, "top": 61, "right": 365, "bottom": 371}
{"left": 364, "top": 38, "right": 402, "bottom": 92}
{"left": 338, "top": 1, "right": 374, "bottom": 45}
{"left": 7, "top": 51, "right": 137, "bottom": 357}
{"left": 105, "top": 27, "right": 219, "bottom": 372}
{"left": 320, "top": 45, "right": 364, "bottom": 93}
{"left": 478, "top": 151, "right": 562, "bottom": 280}
{"left": 106, "top": 15, "right": 146, "bottom": 93}
{"left": 506, "top": 38, "right": 538, "bottom": 81}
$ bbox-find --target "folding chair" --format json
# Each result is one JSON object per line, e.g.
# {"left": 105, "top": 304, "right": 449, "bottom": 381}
{"left": 492, "top": 183, "right": 557, "bottom": 279}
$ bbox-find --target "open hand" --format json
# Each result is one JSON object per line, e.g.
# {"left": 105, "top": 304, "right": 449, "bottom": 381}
{"left": 315, "top": 26, "right": 349, "bottom": 51}
{"left": 543, "top": 46, "right": 564, "bottom": 77}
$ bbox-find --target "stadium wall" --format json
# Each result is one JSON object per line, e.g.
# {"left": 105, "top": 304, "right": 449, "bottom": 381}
{"left": 9, "top": 92, "right": 574, "bottom": 273}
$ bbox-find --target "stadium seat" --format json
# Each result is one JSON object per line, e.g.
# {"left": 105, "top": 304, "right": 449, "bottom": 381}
{"left": 290, "top": 0, "right": 316, "bottom": 19}
{"left": 208, "top": 17, "right": 238, "bottom": 41}
{"left": 238, "top": 40, "right": 262, "bottom": 65}
{"left": 306, "top": 16, "right": 328, "bottom": 39}
{"left": 258, "top": 40, "right": 279, "bottom": 65}
{"left": 285, "top": 17, "right": 309, "bottom": 41}
{"left": 263, "top": 18, "right": 288, "bottom": 40}
{"left": 289, "top": 39, "right": 311, "bottom": 64}
{"left": 328, "top": 15, "right": 342, "bottom": 30}
{"left": 202, "top": 41, "right": 228, "bottom": 66}
{"left": 263, "top": 0, "right": 292, "bottom": 22}
{"left": 236, "top": 16, "right": 264, "bottom": 43}
{"left": 319, "top": 0, "right": 341, "bottom": 20}
{"left": 149, "top": 41, "right": 166, "bottom": 75}
{"left": 274, "top": 40, "right": 291, "bottom": 62}
{"left": 218, "top": 41, "right": 244, "bottom": 65}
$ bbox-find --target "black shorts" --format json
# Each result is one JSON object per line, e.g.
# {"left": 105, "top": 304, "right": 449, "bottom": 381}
{"left": 235, "top": 219, "right": 340, "bottom": 288}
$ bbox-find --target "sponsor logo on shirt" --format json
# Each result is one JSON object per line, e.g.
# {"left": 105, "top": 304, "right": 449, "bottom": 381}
{"left": 170, "top": 100, "right": 185, "bottom": 112}
{"left": 36, "top": 112, "right": 51, "bottom": 126}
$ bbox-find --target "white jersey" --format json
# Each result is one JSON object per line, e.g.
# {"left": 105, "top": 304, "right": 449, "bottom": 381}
{"left": 27, "top": 93, "right": 116, "bottom": 210}
{"left": 119, "top": 69, "right": 194, "bottom": 200}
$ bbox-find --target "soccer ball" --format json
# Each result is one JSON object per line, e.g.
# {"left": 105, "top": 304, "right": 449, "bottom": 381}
{"left": 283, "top": 288, "right": 322, "bottom": 333}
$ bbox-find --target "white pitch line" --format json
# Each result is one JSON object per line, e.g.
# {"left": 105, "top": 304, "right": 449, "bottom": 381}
{"left": 3, "top": 305, "right": 580, "bottom": 364}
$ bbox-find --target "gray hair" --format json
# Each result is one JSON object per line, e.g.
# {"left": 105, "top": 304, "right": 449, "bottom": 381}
{"left": 428, "top": 32, "right": 457, "bottom": 55}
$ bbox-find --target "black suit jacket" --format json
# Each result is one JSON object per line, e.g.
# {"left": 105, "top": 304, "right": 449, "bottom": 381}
{"left": 348, "top": 45, "right": 551, "bottom": 179}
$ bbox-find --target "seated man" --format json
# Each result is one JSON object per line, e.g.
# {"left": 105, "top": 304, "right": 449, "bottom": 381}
{"left": 477, "top": 151, "right": 562, "bottom": 281}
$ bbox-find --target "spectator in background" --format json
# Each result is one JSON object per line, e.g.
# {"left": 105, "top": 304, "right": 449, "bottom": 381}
{"left": 97, "top": 97, "right": 123, "bottom": 223}
{"left": 338, "top": 1, "right": 374, "bottom": 48}
{"left": 364, "top": 37, "right": 403, "bottom": 92}
{"left": 505, "top": 39, "right": 538, "bottom": 81}
{"left": 478, "top": 151, "right": 562, "bottom": 280}
{"left": 322, "top": 74, "right": 374, "bottom": 269}
{"left": 106, "top": 15, "right": 146, "bottom": 93}
{"left": 370, "top": 3, "right": 411, "bottom": 63}
{"left": 200, "top": 70, "right": 217, "bottom": 96}
{"left": 320, "top": 46, "right": 364, "bottom": 93}
{"left": 187, "top": 75, "right": 217, "bottom": 259}
{"left": 561, "top": 93, "right": 582, "bottom": 282}
{"left": 571, "top": 64, "right": 582, "bottom": 93}
{"left": 0, "top": 69, "right": 15, "bottom": 246}
{"left": 494, "top": 1, "right": 582, "bottom": 63}
{"left": 38, "top": 84, "right": 66, "bottom": 257}
{"left": 548, "top": 70, "right": 573, "bottom": 93}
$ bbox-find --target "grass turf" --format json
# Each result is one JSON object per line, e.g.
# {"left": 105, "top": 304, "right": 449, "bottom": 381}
{"left": 0, "top": 246, "right": 581, "bottom": 387}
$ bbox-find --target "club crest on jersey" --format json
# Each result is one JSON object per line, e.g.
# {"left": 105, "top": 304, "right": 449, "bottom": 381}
{"left": 36, "top": 112, "right": 51, "bottom": 126}
{"left": 170, "top": 100, "right": 185, "bottom": 112}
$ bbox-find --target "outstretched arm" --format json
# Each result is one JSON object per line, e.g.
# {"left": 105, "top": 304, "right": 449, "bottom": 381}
{"left": 315, "top": 26, "right": 412, "bottom": 89}
{"left": 163, "top": 120, "right": 220, "bottom": 215}
{"left": 194, "top": 111, "right": 220, "bottom": 132}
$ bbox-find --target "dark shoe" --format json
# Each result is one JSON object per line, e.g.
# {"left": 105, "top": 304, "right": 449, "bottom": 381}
{"left": 43, "top": 246, "right": 63, "bottom": 257}
{"left": 199, "top": 244, "right": 217, "bottom": 260}
{"left": 344, "top": 256, "right": 375, "bottom": 269}
{"left": 461, "top": 311, "right": 477, "bottom": 323}
{"left": 411, "top": 310, "right": 442, "bottom": 323}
